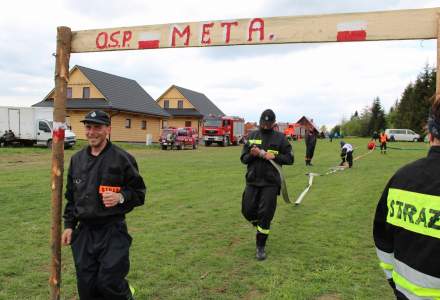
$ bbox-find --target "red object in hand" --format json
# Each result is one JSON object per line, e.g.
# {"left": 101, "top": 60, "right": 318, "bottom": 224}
{"left": 99, "top": 185, "right": 121, "bottom": 194}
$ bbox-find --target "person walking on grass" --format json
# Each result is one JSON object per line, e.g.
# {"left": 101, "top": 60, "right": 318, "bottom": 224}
{"left": 373, "top": 100, "right": 440, "bottom": 299}
{"left": 62, "top": 110, "right": 146, "bottom": 300}
{"left": 305, "top": 125, "right": 317, "bottom": 166}
{"left": 240, "top": 109, "right": 294, "bottom": 260}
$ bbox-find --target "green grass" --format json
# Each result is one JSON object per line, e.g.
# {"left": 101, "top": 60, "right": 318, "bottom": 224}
{"left": 0, "top": 139, "right": 430, "bottom": 299}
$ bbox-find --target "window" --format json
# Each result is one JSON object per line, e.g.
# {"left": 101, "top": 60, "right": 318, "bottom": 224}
{"left": 141, "top": 120, "right": 147, "bottom": 130}
{"left": 66, "top": 116, "right": 72, "bottom": 130}
{"left": 162, "top": 120, "right": 168, "bottom": 129}
{"left": 39, "top": 121, "right": 51, "bottom": 132}
{"left": 185, "top": 121, "right": 192, "bottom": 127}
{"left": 178, "top": 100, "right": 183, "bottom": 109}
{"left": 125, "top": 119, "right": 131, "bottom": 128}
{"left": 67, "top": 87, "right": 72, "bottom": 98}
{"left": 164, "top": 100, "right": 169, "bottom": 109}
{"left": 82, "top": 87, "right": 90, "bottom": 98}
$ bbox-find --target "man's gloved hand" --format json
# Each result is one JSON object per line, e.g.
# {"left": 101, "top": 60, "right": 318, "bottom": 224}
{"left": 250, "top": 145, "right": 261, "bottom": 157}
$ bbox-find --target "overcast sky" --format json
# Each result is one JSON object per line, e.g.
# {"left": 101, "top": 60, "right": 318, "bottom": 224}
{"left": 1, "top": 0, "right": 440, "bottom": 128}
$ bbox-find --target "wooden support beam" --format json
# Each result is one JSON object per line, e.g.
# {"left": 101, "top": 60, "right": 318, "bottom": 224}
{"left": 50, "top": 26, "right": 71, "bottom": 300}
{"left": 437, "top": 15, "right": 440, "bottom": 102}
{"left": 71, "top": 7, "right": 440, "bottom": 53}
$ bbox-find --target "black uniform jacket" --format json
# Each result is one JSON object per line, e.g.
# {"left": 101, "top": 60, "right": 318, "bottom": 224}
{"left": 241, "top": 129, "right": 293, "bottom": 187}
{"left": 373, "top": 146, "right": 440, "bottom": 295}
{"left": 63, "top": 141, "right": 146, "bottom": 229}
{"left": 305, "top": 129, "right": 317, "bottom": 147}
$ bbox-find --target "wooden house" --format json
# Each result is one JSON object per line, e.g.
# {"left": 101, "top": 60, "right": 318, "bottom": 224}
{"left": 33, "top": 65, "right": 169, "bottom": 142}
{"left": 156, "top": 85, "right": 224, "bottom": 136}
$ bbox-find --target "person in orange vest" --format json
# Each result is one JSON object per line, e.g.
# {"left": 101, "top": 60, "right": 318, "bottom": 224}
{"left": 379, "top": 131, "right": 388, "bottom": 154}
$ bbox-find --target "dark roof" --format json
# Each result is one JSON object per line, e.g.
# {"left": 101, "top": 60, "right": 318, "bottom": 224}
{"left": 173, "top": 85, "right": 224, "bottom": 117}
{"left": 296, "top": 116, "right": 319, "bottom": 132}
{"left": 33, "top": 99, "right": 110, "bottom": 109}
{"left": 165, "top": 108, "right": 203, "bottom": 117}
{"left": 34, "top": 65, "right": 169, "bottom": 117}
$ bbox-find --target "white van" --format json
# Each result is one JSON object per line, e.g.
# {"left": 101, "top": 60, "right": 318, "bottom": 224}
{"left": 0, "top": 106, "right": 76, "bottom": 148}
{"left": 385, "top": 129, "right": 420, "bottom": 142}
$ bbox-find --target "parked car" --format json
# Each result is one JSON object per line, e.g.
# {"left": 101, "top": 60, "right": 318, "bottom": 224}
{"left": 385, "top": 129, "right": 420, "bottom": 142}
{"left": 174, "top": 127, "right": 199, "bottom": 150}
{"left": 159, "top": 127, "right": 177, "bottom": 150}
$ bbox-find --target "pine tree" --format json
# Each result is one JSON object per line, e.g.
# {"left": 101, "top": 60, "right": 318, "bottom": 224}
{"left": 368, "top": 97, "right": 386, "bottom": 135}
{"left": 394, "top": 65, "right": 436, "bottom": 134}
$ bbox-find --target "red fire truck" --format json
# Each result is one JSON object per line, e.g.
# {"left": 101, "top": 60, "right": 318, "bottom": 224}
{"left": 284, "top": 123, "right": 301, "bottom": 140}
{"left": 202, "top": 116, "right": 244, "bottom": 146}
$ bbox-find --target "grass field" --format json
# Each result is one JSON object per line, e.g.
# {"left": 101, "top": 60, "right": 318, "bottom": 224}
{"left": 0, "top": 138, "right": 430, "bottom": 299}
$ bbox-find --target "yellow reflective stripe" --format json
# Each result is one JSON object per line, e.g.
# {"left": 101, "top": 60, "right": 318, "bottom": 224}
{"left": 248, "top": 139, "right": 262, "bottom": 145}
{"left": 267, "top": 149, "right": 279, "bottom": 155}
{"left": 387, "top": 188, "right": 440, "bottom": 239}
{"left": 393, "top": 271, "right": 440, "bottom": 298}
{"left": 257, "top": 226, "right": 270, "bottom": 234}
{"left": 380, "top": 262, "right": 394, "bottom": 271}
{"left": 129, "top": 285, "right": 135, "bottom": 296}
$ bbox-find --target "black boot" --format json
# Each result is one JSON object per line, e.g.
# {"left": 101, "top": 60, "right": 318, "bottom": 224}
{"left": 256, "top": 232, "right": 268, "bottom": 261}
{"left": 256, "top": 246, "right": 266, "bottom": 261}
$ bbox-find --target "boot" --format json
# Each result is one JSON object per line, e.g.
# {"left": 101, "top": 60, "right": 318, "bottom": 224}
{"left": 256, "top": 246, "right": 266, "bottom": 261}
{"left": 256, "top": 232, "right": 268, "bottom": 261}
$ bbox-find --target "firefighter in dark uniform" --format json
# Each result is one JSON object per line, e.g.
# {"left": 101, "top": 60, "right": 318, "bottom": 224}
{"left": 61, "top": 110, "right": 146, "bottom": 300}
{"left": 305, "top": 125, "right": 317, "bottom": 166}
{"left": 373, "top": 100, "right": 440, "bottom": 299}
{"left": 241, "top": 109, "right": 294, "bottom": 260}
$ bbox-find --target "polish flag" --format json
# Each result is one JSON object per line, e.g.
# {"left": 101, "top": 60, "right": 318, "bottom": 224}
{"left": 336, "top": 21, "right": 367, "bottom": 42}
{"left": 138, "top": 32, "right": 161, "bottom": 49}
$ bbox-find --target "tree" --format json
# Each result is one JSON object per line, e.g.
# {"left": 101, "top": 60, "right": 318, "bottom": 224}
{"left": 368, "top": 97, "right": 386, "bottom": 135}
{"left": 394, "top": 65, "right": 436, "bottom": 134}
{"left": 386, "top": 99, "right": 399, "bottom": 129}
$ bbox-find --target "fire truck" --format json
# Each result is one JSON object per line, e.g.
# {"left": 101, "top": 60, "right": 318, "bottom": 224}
{"left": 284, "top": 123, "right": 302, "bottom": 140}
{"left": 202, "top": 116, "right": 244, "bottom": 146}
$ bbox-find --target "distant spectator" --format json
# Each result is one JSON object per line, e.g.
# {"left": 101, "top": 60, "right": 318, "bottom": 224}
{"left": 372, "top": 131, "right": 379, "bottom": 142}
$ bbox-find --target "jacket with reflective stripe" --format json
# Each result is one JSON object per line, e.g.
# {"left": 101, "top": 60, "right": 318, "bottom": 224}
{"left": 241, "top": 129, "right": 294, "bottom": 187}
{"left": 373, "top": 146, "right": 440, "bottom": 299}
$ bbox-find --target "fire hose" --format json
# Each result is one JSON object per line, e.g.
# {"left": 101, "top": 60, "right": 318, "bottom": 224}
{"left": 257, "top": 149, "right": 291, "bottom": 204}
{"left": 294, "top": 148, "right": 374, "bottom": 206}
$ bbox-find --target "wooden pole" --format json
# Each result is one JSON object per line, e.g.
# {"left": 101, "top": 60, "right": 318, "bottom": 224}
{"left": 50, "top": 26, "right": 71, "bottom": 300}
{"left": 437, "top": 16, "right": 440, "bottom": 102}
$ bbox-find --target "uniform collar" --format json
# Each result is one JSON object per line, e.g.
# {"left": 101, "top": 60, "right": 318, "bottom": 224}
{"left": 428, "top": 146, "right": 440, "bottom": 157}
{"left": 87, "top": 140, "right": 112, "bottom": 157}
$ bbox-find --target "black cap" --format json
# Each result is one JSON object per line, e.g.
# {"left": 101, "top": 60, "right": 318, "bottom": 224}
{"left": 259, "top": 109, "right": 276, "bottom": 125}
{"left": 81, "top": 110, "right": 111, "bottom": 125}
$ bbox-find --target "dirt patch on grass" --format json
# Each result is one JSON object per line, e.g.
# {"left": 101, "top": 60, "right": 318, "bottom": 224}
{"left": 0, "top": 152, "right": 51, "bottom": 169}
{"left": 244, "top": 288, "right": 262, "bottom": 300}
{"left": 315, "top": 293, "right": 342, "bottom": 300}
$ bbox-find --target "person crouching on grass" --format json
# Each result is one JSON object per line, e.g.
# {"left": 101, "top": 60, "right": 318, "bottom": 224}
{"left": 339, "top": 141, "right": 353, "bottom": 168}
{"left": 61, "top": 110, "right": 146, "bottom": 300}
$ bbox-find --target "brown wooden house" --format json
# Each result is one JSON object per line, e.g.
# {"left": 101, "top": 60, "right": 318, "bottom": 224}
{"left": 33, "top": 65, "right": 169, "bottom": 142}
{"left": 156, "top": 85, "right": 224, "bottom": 136}
{"left": 296, "top": 116, "right": 319, "bottom": 138}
